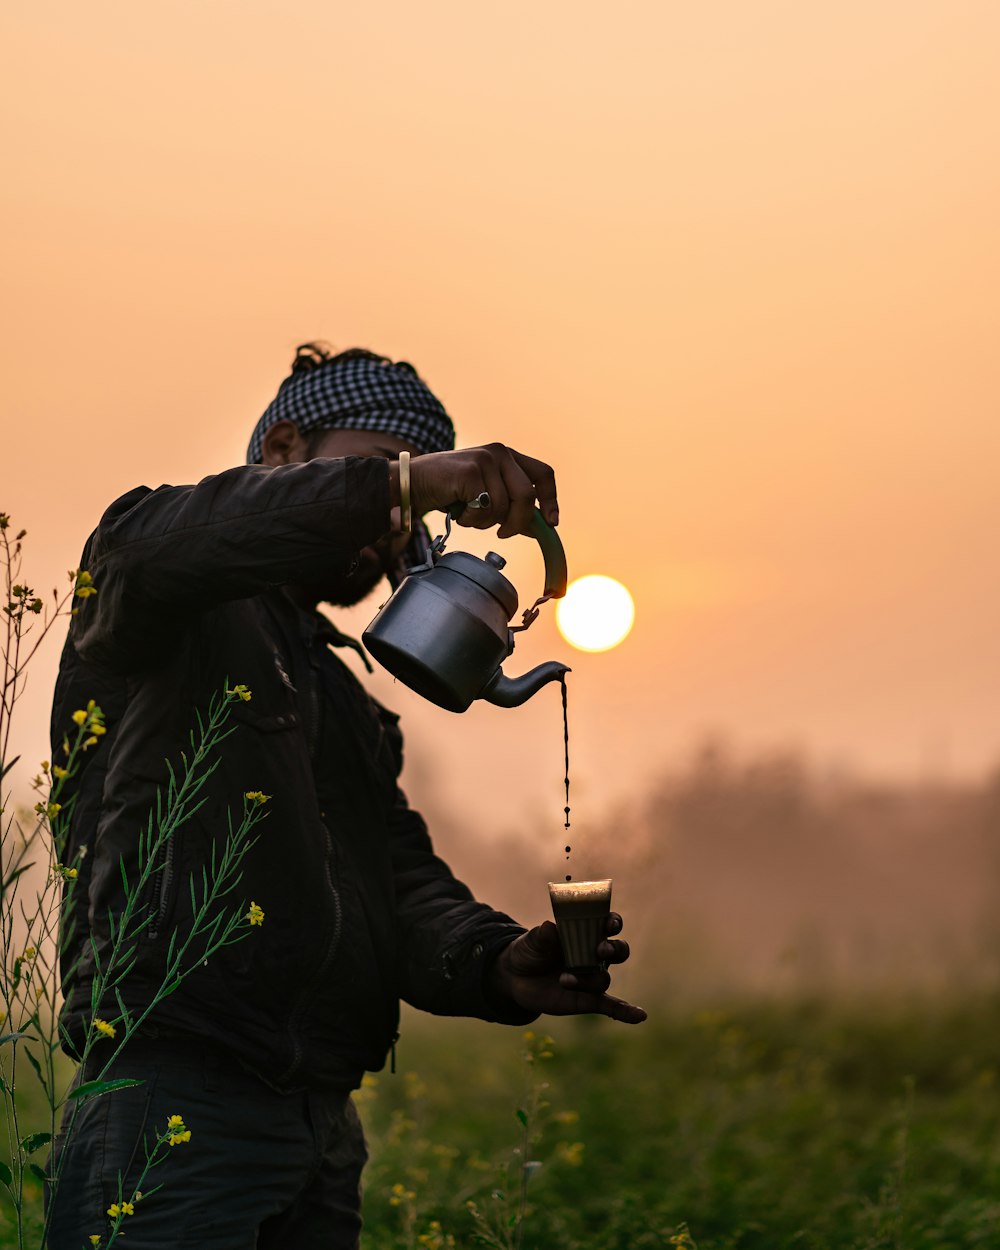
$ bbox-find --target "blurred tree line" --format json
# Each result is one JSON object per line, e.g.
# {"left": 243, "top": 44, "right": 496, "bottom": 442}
{"left": 428, "top": 740, "right": 1000, "bottom": 1003}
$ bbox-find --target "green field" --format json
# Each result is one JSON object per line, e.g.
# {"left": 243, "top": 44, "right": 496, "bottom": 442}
{"left": 357, "top": 999, "right": 1000, "bottom": 1250}
{"left": 4, "top": 998, "right": 1000, "bottom": 1249}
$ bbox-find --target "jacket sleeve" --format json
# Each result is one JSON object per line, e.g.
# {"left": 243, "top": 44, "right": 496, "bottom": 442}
{"left": 388, "top": 789, "right": 537, "bottom": 1026}
{"left": 73, "top": 458, "right": 392, "bottom": 671}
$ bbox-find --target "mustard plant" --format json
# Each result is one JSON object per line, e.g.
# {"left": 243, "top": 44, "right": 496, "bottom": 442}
{"left": 465, "top": 1030, "right": 556, "bottom": 1250}
{"left": 0, "top": 514, "right": 272, "bottom": 1249}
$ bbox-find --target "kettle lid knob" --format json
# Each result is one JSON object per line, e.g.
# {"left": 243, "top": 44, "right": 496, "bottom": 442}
{"left": 486, "top": 551, "right": 507, "bottom": 571}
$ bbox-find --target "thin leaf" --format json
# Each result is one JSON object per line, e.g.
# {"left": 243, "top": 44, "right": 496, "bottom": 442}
{"left": 0, "top": 1160, "right": 11, "bottom": 1187}
{"left": 0, "top": 1031, "right": 32, "bottom": 1046}
{"left": 515, "top": 1108, "right": 528, "bottom": 1127}
{"left": 69, "top": 1077, "right": 144, "bottom": 1101}
{"left": 24, "top": 1046, "right": 47, "bottom": 1094}
{"left": 1, "top": 753, "right": 21, "bottom": 779}
{"left": 19, "top": 1131, "right": 51, "bottom": 1155}
{"left": 27, "top": 1162, "right": 48, "bottom": 1185}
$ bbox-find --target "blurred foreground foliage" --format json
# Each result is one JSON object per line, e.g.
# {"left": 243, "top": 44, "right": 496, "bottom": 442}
{"left": 358, "top": 996, "right": 1000, "bottom": 1250}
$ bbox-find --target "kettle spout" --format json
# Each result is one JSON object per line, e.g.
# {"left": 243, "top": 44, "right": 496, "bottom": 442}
{"left": 482, "top": 661, "right": 571, "bottom": 709}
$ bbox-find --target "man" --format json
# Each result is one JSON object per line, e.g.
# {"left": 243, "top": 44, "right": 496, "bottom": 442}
{"left": 47, "top": 344, "right": 645, "bottom": 1249}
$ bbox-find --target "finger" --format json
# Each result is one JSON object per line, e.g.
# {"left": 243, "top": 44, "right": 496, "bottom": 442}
{"left": 505, "top": 922, "right": 563, "bottom": 975}
{"left": 462, "top": 449, "right": 510, "bottom": 532}
{"left": 596, "top": 938, "right": 630, "bottom": 966}
{"left": 559, "top": 966, "right": 612, "bottom": 992}
{"left": 560, "top": 988, "right": 647, "bottom": 1025}
{"left": 489, "top": 446, "right": 537, "bottom": 540}
{"left": 509, "top": 451, "right": 559, "bottom": 527}
{"left": 598, "top": 994, "right": 648, "bottom": 1025}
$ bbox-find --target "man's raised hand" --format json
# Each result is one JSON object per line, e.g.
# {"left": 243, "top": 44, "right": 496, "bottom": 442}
{"left": 407, "top": 443, "right": 558, "bottom": 540}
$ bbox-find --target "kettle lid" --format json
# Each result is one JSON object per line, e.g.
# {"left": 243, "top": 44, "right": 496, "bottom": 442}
{"left": 436, "top": 550, "right": 519, "bottom": 618}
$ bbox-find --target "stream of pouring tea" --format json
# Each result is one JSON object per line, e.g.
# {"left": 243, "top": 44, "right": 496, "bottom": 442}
{"left": 561, "top": 673, "right": 572, "bottom": 880}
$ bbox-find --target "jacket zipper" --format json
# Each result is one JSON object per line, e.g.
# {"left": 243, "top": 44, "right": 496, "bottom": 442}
{"left": 280, "top": 633, "right": 340, "bottom": 1084}
{"left": 281, "top": 823, "right": 343, "bottom": 1084}
{"left": 147, "top": 836, "right": 176, "bottom": 941}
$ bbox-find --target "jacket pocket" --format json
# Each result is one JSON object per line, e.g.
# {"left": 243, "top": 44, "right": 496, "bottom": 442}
{"left": 228, "top": 648, "right": 301, "bottom": 734}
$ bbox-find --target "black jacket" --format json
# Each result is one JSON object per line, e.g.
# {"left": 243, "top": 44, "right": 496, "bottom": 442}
{"left": 53, "top": 456, "right": 529, "bottom": 1091}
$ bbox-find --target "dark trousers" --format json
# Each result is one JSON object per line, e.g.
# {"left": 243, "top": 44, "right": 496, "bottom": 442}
{"left": 45, "top": 1036, "right": 367, "bottom": 1249}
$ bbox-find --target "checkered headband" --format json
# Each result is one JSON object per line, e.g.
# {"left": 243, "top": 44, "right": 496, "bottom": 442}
{"left": 247, "top": 354, "right": 456, "bottom": 464}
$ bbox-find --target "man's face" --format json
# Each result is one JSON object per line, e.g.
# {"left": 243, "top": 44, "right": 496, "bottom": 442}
{"left": 298, "top": 427, "right": 422, "bottom": 608}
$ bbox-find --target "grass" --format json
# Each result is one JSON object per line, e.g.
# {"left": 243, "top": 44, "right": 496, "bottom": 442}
{"left": 357, "top": 996, "right": 1000, "bottom": 1250}
{"left": 4, "top": 996, "right": 1000, "bottom": 1248}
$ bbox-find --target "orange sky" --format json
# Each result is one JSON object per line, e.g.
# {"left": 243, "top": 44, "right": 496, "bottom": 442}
{"left": 4, "top": 2, "right": 1000, "bottom": 849}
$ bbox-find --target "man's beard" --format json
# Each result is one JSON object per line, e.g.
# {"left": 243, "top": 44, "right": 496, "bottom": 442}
{"left": 311, "top": 544, "right": 399, "bottom": 609}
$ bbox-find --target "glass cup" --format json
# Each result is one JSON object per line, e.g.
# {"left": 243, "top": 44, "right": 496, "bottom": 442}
{"left": 547, "top": 879, "right": 612, "bottom": 972}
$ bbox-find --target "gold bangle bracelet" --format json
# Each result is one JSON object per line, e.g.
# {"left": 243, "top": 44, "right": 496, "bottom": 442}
{"left": 399, "top": 451, "right": 412, "bottom": 534}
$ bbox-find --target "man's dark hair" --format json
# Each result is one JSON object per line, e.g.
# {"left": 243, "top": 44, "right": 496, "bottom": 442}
{"left": 289, "top": 341, "right": 419, "bottom": 378}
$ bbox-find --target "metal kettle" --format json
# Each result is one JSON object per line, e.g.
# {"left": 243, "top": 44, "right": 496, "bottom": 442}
{"left": 363, "top": 505, "right": 569, "bottom": 712}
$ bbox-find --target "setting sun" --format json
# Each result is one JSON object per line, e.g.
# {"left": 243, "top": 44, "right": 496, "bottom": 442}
{"left": 556, "top": 575, "right": 635, "bottom": 653}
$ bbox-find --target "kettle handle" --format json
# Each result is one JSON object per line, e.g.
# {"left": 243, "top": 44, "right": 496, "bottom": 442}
{"left": 528, "top": 507, "right": 568, "bottom": 600}
{"left": 445, "top": 502, "right": 568, "bottom": 600}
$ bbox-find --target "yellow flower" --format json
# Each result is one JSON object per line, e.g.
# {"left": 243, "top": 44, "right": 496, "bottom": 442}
{"left": 72, "top": 710, "right": 88, "bottom": 726}
{"left": 74, "top": 570, "right": 97, "bottom": 599}
{"left": 120, "top": 1201, "right": 134, "bottom": 1216}
{"left": 83, "top": 736, "right": 98, "bottom": 749}
{"left": 55, "top": 863, "right": 78, "bottom": 881}
{"left": 246, "top": 901, "right": 265, "bottom": 927}
{"left": 53, "top": 765, "right": 68, "bottom": 780}
{"left": 89, "top": 1237, "right": 101, "bottom": 1246}
{"left": 35, "top": 801, "right": 62, "bottom": 820}
{"left": 556, "top": 1140, "right": 585, "bottom": 1167}
{"left": 245, "top": 790, "right": 270, "bottom": 806}
{"left": 106, "top": 1203, "right": 121, "bottom": 1218}
{"left": 166, "top": 1113, "right": 191, "bottom": 1145}
{"left": 22, "top": 947, "right": 36, "bottom": 960}
{"left": 227, "top": 684, "right": 252, "bottom": 702}
{"left": 41, "top": 760, "right": 50, "bottom": 773}
{"left": 93, "top": 1018, "right": 116, "bottom": 1039}
{"left": 89, "top": 722, "right": 107, "bottom": 736}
